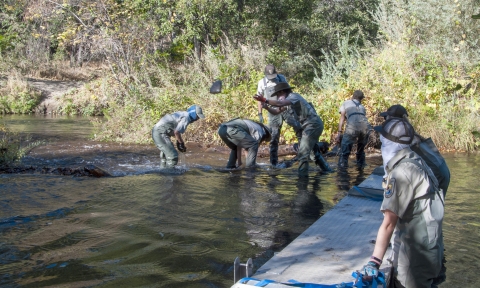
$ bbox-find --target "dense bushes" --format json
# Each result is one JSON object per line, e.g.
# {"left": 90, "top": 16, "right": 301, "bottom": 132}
{"left": 312, "top": 0, "right": 480, "bottom": 151}
{"left": 89, "top": 41, "right": 268, "bottom": 144}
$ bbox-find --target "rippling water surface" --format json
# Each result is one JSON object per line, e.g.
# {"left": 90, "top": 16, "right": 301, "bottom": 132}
{"left": 0, "top": 115, "right": 478, "bottom": 287}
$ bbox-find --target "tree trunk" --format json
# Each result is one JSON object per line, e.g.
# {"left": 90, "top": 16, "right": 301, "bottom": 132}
{"left": 194, "top": 36, "right": 201, "bottom": 59}
{"left": 70, "top": 45, "right": 75, "bottom": 68}
{"left": 77, "top": 43, "right": 83, "bottom": 67}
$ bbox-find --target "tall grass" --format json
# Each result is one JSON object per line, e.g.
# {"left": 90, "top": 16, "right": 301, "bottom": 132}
{"left": 312, "top": 0, "right": 480, "bottom": 151}
{"left": 0, "top": 71, "right": 42, "bottom": 114}
{"left": 0, "top": 121, "right": 43, "bottom": 166}
{"left": 84, "top": 39, "right": 269, "bottom": 144}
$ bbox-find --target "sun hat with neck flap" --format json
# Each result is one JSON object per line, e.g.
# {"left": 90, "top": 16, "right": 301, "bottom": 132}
{"left": 374, "top": 117, "right": 415, "bottom": 145}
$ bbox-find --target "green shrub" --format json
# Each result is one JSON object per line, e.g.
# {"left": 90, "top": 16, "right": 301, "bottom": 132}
{"left": 56, "top": 78, "right": 110, "bottom": 116}
{"left": 0, "top": 72, "right": 42, "bottom": 114}
{"left": 0, "top": 122, "right": 43, "bottom": 166}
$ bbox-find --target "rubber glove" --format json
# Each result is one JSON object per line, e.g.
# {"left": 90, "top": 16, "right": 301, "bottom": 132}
{"left": 176, "top": 141, "right": 187, "bottom": 153}
{"left": 254, "top": 94, "right": 267, "bottom": 102}
{"left": 335, "top": 131, "right": 343, "bottom": 144}
{"left": 363, "top": 261, "right": 380, "bottom": 278}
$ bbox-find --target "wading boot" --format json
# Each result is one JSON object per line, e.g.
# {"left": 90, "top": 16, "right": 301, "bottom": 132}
{"left": 313, "top": 144, "right": 332, "bottom": 172}
{"left": 356, "top": 153, "right": 366, "bottom": 168}
{"left": 160, "top": 151, "right": 166, "bottom": 168}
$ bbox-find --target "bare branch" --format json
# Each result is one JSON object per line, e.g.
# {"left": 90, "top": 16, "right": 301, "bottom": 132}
{"left": 44, "top": 0, "right": 88, "bottom": 28}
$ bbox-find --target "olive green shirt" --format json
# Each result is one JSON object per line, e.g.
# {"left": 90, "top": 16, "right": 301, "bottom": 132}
{"left": 381, "top": 147, "right": 444, "bottom": 287}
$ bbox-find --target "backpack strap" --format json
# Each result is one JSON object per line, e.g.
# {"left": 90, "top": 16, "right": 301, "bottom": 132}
{"left": 398, "top": 158, "right": 437, "bottom": 187}
{"left": 347, "top": 112, "right": 366, "bottom": 119}
{"left": 398, "top": 158, "right": 443, "bottom": 204}
{"left": 347, "top": 100, "right": 366, "bottom": 119}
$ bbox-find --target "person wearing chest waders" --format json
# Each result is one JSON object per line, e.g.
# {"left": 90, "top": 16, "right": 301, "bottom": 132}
{"left": 361, "top": 117, "right": 444, "bottom": 288}
{"left": 379, "top": 104, "right": 450, "bottom": 287}
{"left": 256, "top": 64, "right": 302, "bottom": 167}
{"left": 217, "top": 118, "right": 272, "bottom": 168}
{"left": 336, "top": 90, "right": 373, "bottom": 169}
{"left": 151, "top": 105, "right": 205, "bottom": 168}
{"left": 254, "top": 83, "right": 331, "bottom": 177}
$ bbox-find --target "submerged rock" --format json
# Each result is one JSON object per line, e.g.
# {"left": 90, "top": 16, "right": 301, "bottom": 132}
{"left": 84, "top": 164, "right": 111, "bottom": 177}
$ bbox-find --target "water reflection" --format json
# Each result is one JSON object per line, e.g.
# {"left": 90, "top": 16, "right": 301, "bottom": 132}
{"left": 1, "top": 164, "right": 380, "bottom": 288}
{"left": 441, "top": 153, "right": 480, "bottom": 288}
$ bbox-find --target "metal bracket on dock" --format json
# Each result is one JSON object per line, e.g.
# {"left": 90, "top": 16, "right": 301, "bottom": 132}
{"left": 233, "top": 257, "right": 253, "bottom": 283}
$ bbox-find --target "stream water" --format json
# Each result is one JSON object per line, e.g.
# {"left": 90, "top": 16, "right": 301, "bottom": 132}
{"left": 0, "top": 115, "right": 478, "bottom": 288}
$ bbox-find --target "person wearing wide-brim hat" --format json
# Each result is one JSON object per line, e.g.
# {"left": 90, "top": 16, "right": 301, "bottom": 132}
{"left": 255, "top": 64, "right": 302, "bottom": 167}
{"left": 152, "top": 105, "right": 205, "bottom": 168}
{"left": 376, "top": 104, "right": 450, "bottom": 287}
{"left": 360, "top": 116, "right": 444, "bottom": 288}
{"left": 253, "top": 83, "right": 331, "bottom": 176}
{"left": 379, "top": 104, "right": 409, "bottom": 119}
{"left": 217, "top": 118, "right": 272, "bottom": 168}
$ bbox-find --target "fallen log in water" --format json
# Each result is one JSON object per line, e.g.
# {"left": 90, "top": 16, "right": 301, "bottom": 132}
{"left": 0, "top": 164, "right": 111, "bottom": 177}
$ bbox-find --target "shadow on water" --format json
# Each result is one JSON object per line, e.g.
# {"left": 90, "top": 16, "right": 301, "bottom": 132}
{"left": 1, "top": 115, "right": 477, "bottom": 288}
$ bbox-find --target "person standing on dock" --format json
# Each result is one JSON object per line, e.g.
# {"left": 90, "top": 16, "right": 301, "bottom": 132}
{"left": 362, "top": 117, "right": 444, "bottom": 288}
{"left": 380, "top": 104, "right": 450, "bottom": 196}
{"left": 253, "top": 83, "right": 331, "bottom": 176}
{"left": 217, "top": 118, "right": 271, "bottom": 169}
{"left": 335, "top": 90, "right": 373, "bottom": 169}
{"left": 380, "top": 104, "right": 450, "bottom": 286}
{"left": 152, "top": 105, "right": 205, "bottom": 168}
{"left": 255, "top": 64, "right": 302, "bottom": 166}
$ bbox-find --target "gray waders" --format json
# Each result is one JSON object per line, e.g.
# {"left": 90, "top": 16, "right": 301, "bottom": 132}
{"left": 338, "top": 126, "right": 371, "bottom": 169}
{"left": 268, "top": 114, "right": 282, "bottom": 166}
{"left": 338, "top": 100, "right": 371, "bottom": 169}
{"left": 313, "top": 143, "right": 332, "bottom": 172}
{"left": 297, "top": 121, "right": 324, "bottom": 177}
{"left": 282, "top": 108, "right": 303, "bottom": 143}
{"left": 218, "top": 119, "right": 259, "bottom": 168}
{"left": 265, "top": 84, "right": 282, "bottom": 166}
{"left": 152, "top": 128, "right": 178, "bottom": 168}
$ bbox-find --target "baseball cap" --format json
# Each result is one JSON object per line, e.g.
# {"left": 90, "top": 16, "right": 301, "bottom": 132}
{"left": 374, "top": 118, "right": 414, "bottom": 144}
{"left": 187, "top": 105, "right": 205, "bottom": 119}
{"left": 264, "top": 64, "right": 278, "bottom": 80}
{"left": 195, "top": 105, "right": 205, "bottom": 119}
{"left": 379, "top": 104, "right": 408, "bottom": 118}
